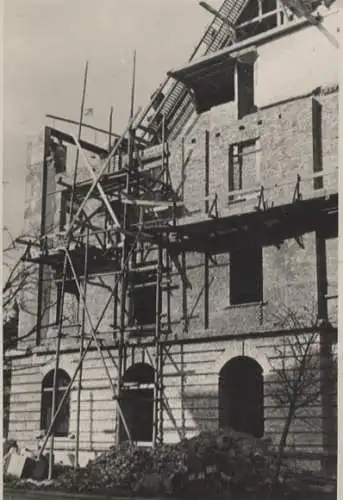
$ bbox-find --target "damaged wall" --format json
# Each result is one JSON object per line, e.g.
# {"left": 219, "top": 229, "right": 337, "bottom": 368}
{"left": 7, "top": 7, "right": 338, "bottom": 472}
{"left": 170, "top": 89, "right": 338, "bottom": 218}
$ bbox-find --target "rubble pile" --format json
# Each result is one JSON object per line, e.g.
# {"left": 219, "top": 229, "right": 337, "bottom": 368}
{"left": 3, "top": 432, "right": 337, "bottom": 498}
{"left": 50, "top": 429, "right": 280, "bottom": 496}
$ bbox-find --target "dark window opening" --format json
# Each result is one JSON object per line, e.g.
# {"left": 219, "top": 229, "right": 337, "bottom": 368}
{"left": 41, "top": 369, "right": 70, "bottom": 437}
{"left": 3, "top": 365, "right": 12, "bottom": 438}
{"left": 195, "top": 74, "right": 235, "bottom": 113}
{"left": 230, "top": 247, "right": 263, "bottom": 305}
{"left": 59, "top": 192, "right": 68, "bottom": 231}
{"left": 52, "top": 142, "right": 67, "bottom": 174}
{"left": 219, "top": 356, "right": 264, "bottom": 437}
{"left": 236, "top": 0, "right": 281, "bottom": 42}
{"left": 120, "top": 363, "right": 154, "bottom": 442}
{"left": 4, "top": 301, "right": 19, "bottom": 349}
{"left": 237, "top": 62, "right": 256, "bottom": 119}
{"left": 54, "top": 281, "right": 62, "bottom": 325}
{"left": 228, "top": 139, "right": 259, "bottom": 201}
{"left": 312, "top": 99, "right": 324, "bottom": 190}
{"left": 130, "top": 270, "right": 157, "bottom": 326}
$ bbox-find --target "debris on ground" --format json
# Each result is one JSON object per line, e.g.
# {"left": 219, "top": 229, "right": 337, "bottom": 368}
{"left": 46, "top": 429, "right": 282, "bottom": 496}
{"left": 3, "top": 438, "right": 48, "bottom": 481}
{"left": 3, "top": 431, "right": 337, "bottom": 499}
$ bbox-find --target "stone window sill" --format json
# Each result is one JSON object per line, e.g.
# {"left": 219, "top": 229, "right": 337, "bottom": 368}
{"left": 224, "top": 301, "right": 267, "bottom": 310}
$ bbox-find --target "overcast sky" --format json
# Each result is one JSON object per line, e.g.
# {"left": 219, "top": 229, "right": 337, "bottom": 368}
{"left": 3, "top": 0, "right": 223, "bottom": 245}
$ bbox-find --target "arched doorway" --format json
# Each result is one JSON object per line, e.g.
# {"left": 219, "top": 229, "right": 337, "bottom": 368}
{"left": 219, "top": 356, "right": 264, "bottom": 437}
{"left": 120, "top": 363, "right": 154, "bottom": 443}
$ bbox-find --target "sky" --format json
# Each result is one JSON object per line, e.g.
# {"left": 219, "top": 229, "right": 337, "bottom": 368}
{"left": 2, "top": 0, "right": 223, "bottom": 246}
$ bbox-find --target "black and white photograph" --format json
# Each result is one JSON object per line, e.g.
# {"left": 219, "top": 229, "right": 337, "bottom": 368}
{"left": 2, "top": 1, "right": 341, "bottom": 499}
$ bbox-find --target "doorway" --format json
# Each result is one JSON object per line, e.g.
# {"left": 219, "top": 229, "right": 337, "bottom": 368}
{"left": 120, "top": 362, "right": 154, "bottom": 443}
{"left": 219, "top": 356, "right": 264, "bottom": 437}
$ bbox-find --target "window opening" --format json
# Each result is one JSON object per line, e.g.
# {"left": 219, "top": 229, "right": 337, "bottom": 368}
{"left": 120, "top": 363, "right": 154, "bottom": 443}
{"left": 129, "top": 269, "right": 157, "bottom": 327}
{"left": 228, "top": 139, "right": 260, "bottom": 201}
{"left": 40, "top": 369, "right": 70, "bottom": 437}
{"left": 230, "top": 246, "right": 263, "bottom": 305}
{"left": 235, "top": 0, "right": 284, "bottom": 41}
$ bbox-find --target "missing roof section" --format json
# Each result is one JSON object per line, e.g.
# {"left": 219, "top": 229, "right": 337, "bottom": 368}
{"left": 168, "top": 46, "right": 257, "bottom": 113}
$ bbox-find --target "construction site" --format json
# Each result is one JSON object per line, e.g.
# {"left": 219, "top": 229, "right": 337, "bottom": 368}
{"left": 3, "top": 0, "right": 339, "bottom": 486}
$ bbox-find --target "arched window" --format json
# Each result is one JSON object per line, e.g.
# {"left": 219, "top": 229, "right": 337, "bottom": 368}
{"left": 40, "top": 369, "right": 70, "bottom": 437}
{"left": 219, "top": 356, "right": 264, "bottom": 437}
{"left": 120, "top": 363, "right": 154, "bottom": 443}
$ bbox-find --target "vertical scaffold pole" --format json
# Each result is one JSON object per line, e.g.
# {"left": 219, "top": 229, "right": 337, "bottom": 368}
{"left": 48, "top": 62, "right": 88, "bottom": 476}
{"left": 205, "top": 129, "right": 210, "bottom": 214}
{"left": 36, "top": 128, "right": 50, "bottom": 346}
{"left": 108, "top": 106, "right": 114, "bottom": 155}
{"left": 130, "top": 50, "right": 137, "bottom": 122}
{"left": 117, "top": 171, "right": 130, "bottom": 444}
{"left": 75, "top": 227, "right": 89, "bottom": 468}
{"left": 153, "top": 246, "right": 163, "bottom": 446}
{"left": 48, "top": 252, "right": 69, "bottom": 479}
{"left": 69, "top": 61, "right": 89, "bottom": 226}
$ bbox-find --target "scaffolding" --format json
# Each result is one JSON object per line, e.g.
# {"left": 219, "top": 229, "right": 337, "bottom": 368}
{"left": 16, "top": 0, "right": 339, "bottom": 477}
{"left": 28, "top": 118, "right": 183, "bottom": 471}
{"left": 17, "top": 0, "right": 247, "bottom": 473}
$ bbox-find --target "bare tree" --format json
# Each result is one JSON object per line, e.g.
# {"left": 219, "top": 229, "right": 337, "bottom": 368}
{"left": 3, "top": 250, "right": 35, "bottom": 315}
{"left": 266, "top": 306, "right": 326, "bottom": 499}
{"left": 2, "top": 232, "right": 59, "bottom": 351}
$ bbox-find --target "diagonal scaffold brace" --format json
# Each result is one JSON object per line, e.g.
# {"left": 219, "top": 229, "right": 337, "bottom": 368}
{"left": 38, "top": 109, "right": 143, "bottom": 466}
{"left": 37, "top": 232, "right": 142, "bottom": 459}
{"left": 66, "top": 107, "right": 142, "bottom": 237}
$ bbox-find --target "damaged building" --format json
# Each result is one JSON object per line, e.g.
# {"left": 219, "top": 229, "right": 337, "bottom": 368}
{"left": 4, "top": 0, "right": 339, "bottom": 476}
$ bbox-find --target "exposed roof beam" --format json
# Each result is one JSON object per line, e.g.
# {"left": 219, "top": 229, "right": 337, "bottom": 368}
{"left": 199, "top": 1, "right": 236, "bottom": 32}
{"left": 168, "top": 45, "right": 256, "bottom": 82}
{"left": 46, "top": 113, "right": 122, "bottom": 139}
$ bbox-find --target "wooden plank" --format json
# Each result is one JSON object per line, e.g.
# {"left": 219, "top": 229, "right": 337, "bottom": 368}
{"left": 226, "top": 185, "right": 260, "bottom": 198}
{"left": 121, "top": 196, "right": 183, "bottom": 208}
{"left": 48, "top": 127, "right": 108, "bottom": 157}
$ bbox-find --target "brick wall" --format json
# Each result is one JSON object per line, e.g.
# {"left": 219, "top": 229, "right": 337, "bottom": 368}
{"left": 326, "top": 236, "right": 338, "bottom": 326}
{"left": 169, "top": 90, "right": 338, "bottom": 217}
{"left": 18, "top": 90, "right": 338, "bottom": 345}
{"left": 12, "top": 50, "right": 338, "bottom": 471}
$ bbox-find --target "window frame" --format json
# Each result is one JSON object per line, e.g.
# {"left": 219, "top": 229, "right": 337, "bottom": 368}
{"left": 3, "top": 366, "right": 12, "bottom": 439}
{"left": 228, "top": 138, "right": 261, "bottom": 203}
{"left": 130, "top": 280, "right": 157, "bottom": 328}
{"left": 120, "top": 363, "right": 155, "bottom": 443}
{"left": 235, "top": 0, "right": 286, "bottom": 42}
{"left": 128, "top": 265, "right": 158, "bottom": 328}
{"left": 40, "top": 369, "right": 71, "bottom": 438}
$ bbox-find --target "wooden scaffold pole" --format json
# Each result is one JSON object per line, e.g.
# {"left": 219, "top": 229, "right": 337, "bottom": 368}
{"left": 69, "top": 61, "right": 89, "bottom": 227}
{"left": 75, "top": 227, "right": 89, "bottom": 468}
{"left": 46, "top": 60, "right": 88, "bottom": 474}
